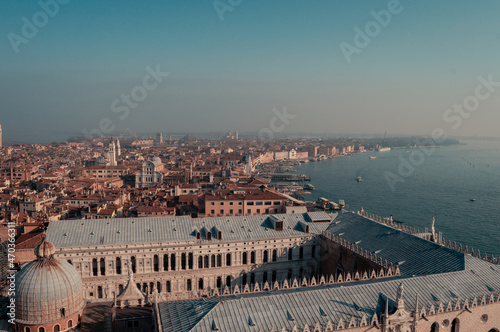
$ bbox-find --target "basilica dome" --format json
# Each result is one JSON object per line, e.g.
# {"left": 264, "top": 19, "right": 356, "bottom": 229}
{"left": 15, "top": 237, "right": 85, "bottom": 326}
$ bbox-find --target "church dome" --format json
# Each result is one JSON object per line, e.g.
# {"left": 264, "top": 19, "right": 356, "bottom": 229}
{"left": 15, "top": 238, "right": 85, "bottom": 325}
{"left": 152, "top": 156, "right": 162, "bottom": 164}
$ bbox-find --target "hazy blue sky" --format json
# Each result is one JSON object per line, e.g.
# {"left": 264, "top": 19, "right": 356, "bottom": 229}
{"left": 1, "top": 0, "right": 500, "bottom": 142}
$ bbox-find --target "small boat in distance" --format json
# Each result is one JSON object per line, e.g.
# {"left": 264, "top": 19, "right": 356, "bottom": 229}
{"left": 369, "top": 156, "right": 377, "bottom": 159}
{"left": 357, "top": 177, "right": 363, "bottom": 182}
{"left": 378, "top": 147, "right": 391, "bottom": 152}
{"left": 470, "top": 198, "right": 476, "bottom": 202}
{"left": 338, "top": 200, "right": 345, "bottom": 208}
{"left": 304, "top": 183, "right": 315, "bottom": 190}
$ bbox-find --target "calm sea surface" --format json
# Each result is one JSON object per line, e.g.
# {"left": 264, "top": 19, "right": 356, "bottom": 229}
{"left": 294, "top": 139, "right": 500, "bottom": 256}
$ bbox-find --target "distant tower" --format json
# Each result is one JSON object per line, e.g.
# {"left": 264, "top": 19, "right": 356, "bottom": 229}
{"left": 156, "top": 132, "right": 163, "bottom": 145}
{"left": 384, "top": 131, "right": 387, "bottom": 140}
{"left": 0, "top": 122, "right": 2, "bottom": 148}
{"left": 235, "top": 130, "right": 238, "bottom": 140}
{"left": 116, "top": 137, "right": 121, "bottom": 157}
{"left": 246, "top": 155, "right": 252, "bottom": 176}
{"left": 430, "top": 217, "right": 437, "bottom": 243}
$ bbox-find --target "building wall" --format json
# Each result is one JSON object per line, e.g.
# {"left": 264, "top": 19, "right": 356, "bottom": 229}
{"left": 55, "top": 236, "right": 320, "bottom": 303}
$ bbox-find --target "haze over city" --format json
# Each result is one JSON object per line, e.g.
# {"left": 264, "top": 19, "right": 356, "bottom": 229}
{"left": 2, "top": 0, "right": 500, "bottom": 143}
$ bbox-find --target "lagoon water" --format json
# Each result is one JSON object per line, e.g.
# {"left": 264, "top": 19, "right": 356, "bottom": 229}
{"left": 295, "top": 139, "right": 500, "bottom": 256}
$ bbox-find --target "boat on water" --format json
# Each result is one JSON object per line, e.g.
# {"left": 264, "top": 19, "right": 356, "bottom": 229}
{"left": 470, "top": 198, "right": 476, "bottom": 202}
{"left": 338, "top": 200, "right": 345, "bottom": 208}
{"left": 357, "top": 177, "right": 362, "bottom": 182}
{"left": 369, "top": 156, "right": 377, "bottom": 159}
{"left": 304, "top": 183, "right": 315, "bottom": 190}
{"left": 378, "top": 147, "right": 391, "bottom": 152}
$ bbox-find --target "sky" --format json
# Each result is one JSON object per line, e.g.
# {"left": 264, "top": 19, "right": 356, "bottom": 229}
{"left": 1, "top": 0, "right": 500, "bottom": 143}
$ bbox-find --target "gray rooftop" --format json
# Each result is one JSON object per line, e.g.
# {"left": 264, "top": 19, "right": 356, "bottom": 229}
{"left": 159, "top": 255, "right": 500, "bottom": 332}
{"left": 325, "top": 212, "right": 465, "bottom": 276}
{"left": 46, "top": 212, "right": 335, "bottom": 248}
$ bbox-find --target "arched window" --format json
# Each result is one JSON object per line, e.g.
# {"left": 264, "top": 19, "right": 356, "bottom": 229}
{"left": 204, "top": 255, "right": 209, "bottom": 268}
{"left": 186, "top": 279, "right": 192, "bottom": 291}
{"left": 451, "top": 318, "right": 459, "bottom": 332}
{"left": 181, "top": 253, "right": 186, "bottom": 270}
{"left": 217, "top": 231, "right": 222, "bottom": 240}
{"left": 242, "top": 274, "right": 247, "bottom": 285}
{"left": 196, "top": 232, "right": 201, "bottom": 240}
{"left": 188, "top": 253, "right": 194, "bottom": 269}
{"left": 242, "top": 252, "right": 248, "bottom": 265}
{"left": 226, "top": 253, "right": 231, "bottom": 266}
{"left": 163, "top": 254, "right": 169, "bottom": 271}
{"left": 97, "top": 286, "right": 103, "bottom": 298}
{"left": 68, "top": 320, "right": 73, "bottom": 328}
{"left": 353, "top": 260, "right": 358, "bottom": 270}
{"left": 198, "top": 256, "right": 203, "bottom": 269}
{"left": 250, "top": 273, "right": 255, "bottom": 284}
{"left": 430, "top": 322, "right": 439, "bottom": 332}
{"left": 299, "top": 268, "right": 303, "bottom": 280}
{"left": 311, "top": 245, "right": 316, "bottom": 258}
{"left": 250, "top": 251, "right": 256, "bottom": 264}
{"left": 39, "top": 328, "right": 45, "bottom": 332}
{"left": 198, "top": 278, "right": 204, "bottom": 290}
{"left": 60, "top": 307, "right": 65, "bottom": 317}
{"left": 272, "top": 249, "right": 277, "bottom": 262}
{"left": 92, "top": 258, "right": 98, "bottom": 276}
{"left": 131, "top": 256, "right": 136, "bottom": 273}
{"left": 116, "top": 257, "right": 122, "bottom": 274}
{"left": 288, "top": 248, "right": 293, "bottom": 260}
{"left": 263, "top": 250, "right": 269, "bottom": 263}
{"left": 100, "top": 258, "right": 105, "bottom": 275}
{"left": 119, "top": 284, "right": 124, "bottom": 294}
{"left": 157, "top": 281, "right": 162, "bottom": 293}
{"left": 299, "top": 247, "right": 304, "bottom": 259}
{"left": 53, "top": 325, "right": 60, "bottom": 332}
{"left": 217, "top": 276, "right": 222, "bottom": 288}
{"left": 142, "top": 283, "right": 147, "bottom": 293}
{"left": 154, "top": 255, "right": 159, "bottom": 272}
{"left": 170, "top": 253, "right": 176, "bottom": 271}
{"left": 25, "top": 327, "right": 31, "bottom": 332}
{"left": 206, "top": 231, "right": 212, "bottom": 241}
{"left": 217, "top": 254, "right": 222, "bottom": 267}
{"left": 263, "top": 272, "right": 268, "bottom": 282}
{"left": 211, "top": 255, "right": 216, "bottom": 268}
{"left": 67, "top": 260, "right": 72, "bottom": 265}
{"left": 272, "top": 270, "right": 277, "bottom": 282}
{"left": 226, "top": 275, "right": 231, "bottom": 287}
{"left": 166, "top": 280, "right": 171, "bottom": 292}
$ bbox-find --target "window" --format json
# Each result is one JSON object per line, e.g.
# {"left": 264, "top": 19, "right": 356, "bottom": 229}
{"left": 92, "top": 258, "right": 98, "bottom": 276}
{"left": 211, "top": 255, "right": 216, "bottom": 267}
{"left": 275, "top": 221, "right": 283, "bottom": 231}
{"left": 287, "top": 269, "right": 292, "bottom": 279}
{"left": 39, "top": 328, "right": 45, "bottom": 332}
{"left": 226, "top": 253, "right": 231, "bottom": 266}
{"left": 263, "top": 250, "right": 269, "bottom": 263}
{"left": 242, "top": 274, "right": 247, "bottom": 285}
{"left": 288, "top": 248, "right": 293, "bottom": 260}
{"left": 299, "top": 247, "right": 304, "bottom": 259}
{"left": 180, "top": 253, "right": 186, "bottom": 270}
{"left": 60, "top": 308, "right": 65, "bottom": 317}
{"left": 98, "top": 286, "right": 103, "bottom": 298}
{"left": 272, "top": 270, "right": 277, "bottom": 282}
{"left": 217, "top": 276, "right": 222, "bottom": 288}
{"left": 229, "top": 202, "right": 233, "bottom": 205}
{"left": 54, "top": 326, "right": 60, "bottom": 332}
{"left": 218, "top": 231, "right": 222, "bottom": 240}
{"left": 251, "top": 251, "right": 256, "bottom": 264}
{"left": 207, "top": 231, "right": 212, "bottom": 241}
{"left": 67, "top": 260, "right": 72, "bottom": 265}
{"left": 131, "top": 256, "right": 137, "bottom": 273}
{"left": 247, "top": 209, "right": 251, "bottom": 214}
{"left": 430, "top": 322, "right": 439, "bottom": 332}
{"left": 226, "top": 275, "right": 231, "bottom": 287}
{"left": 272, "top": 249, "right": 277, "bottom": 262}
{"left": 188, "top": 253, "right": 193, "bottom": 269}
{"left": 166, "top": 281, "right": 171, "bottom": 292}
{"left": 263, "top": 272, "right": 268, "bottom": 283}
{"left": 198, "top": 278, "right": 204, "bottom": 290}
{"left": 273, "top": 201, "right": 280, "bottom": 205}
{"left": 265, "top": 201, "right": 272, "bottom": 205}
{"left": 242, "top": 252, "right": 248, "bottom": 264}
{"left": 220, "top": 209, "right": 224, "bottom": 215}
{"left": 250, "top": 273, "right": 255, "bottom": 284}
{"left": 256, "top": 201, "right": 263, "bottom": 205}
{"left": 116, "top": 257, "right": 122, "bottom": 274}
{"left": 26, "top": 328, "right": 31, "bottom": 332}
{"left": 196, "top": 232, "right": 201, "bottom": 239}
{"left": 170, "top": 254, "right": 176, "bottom": 271}
{"left": 217, "top": 254, "right": 222, "bottom": 267}
{"left": 451, "top": 318, "right": 459, "bottom": 332}
{"left": 186, "top": 279, "right": 192, "bottom": 291}
{"left": 204, "top": 255, "right": 209, "bottom": 268}
{"left": 154, "top": 255, "right": 159, "bottom": 272}
{"left": 257, "top": 209, "right": 261, "bottom": 213}
{"left": 198, "top": 256, "right": 203, "bottom": 269}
